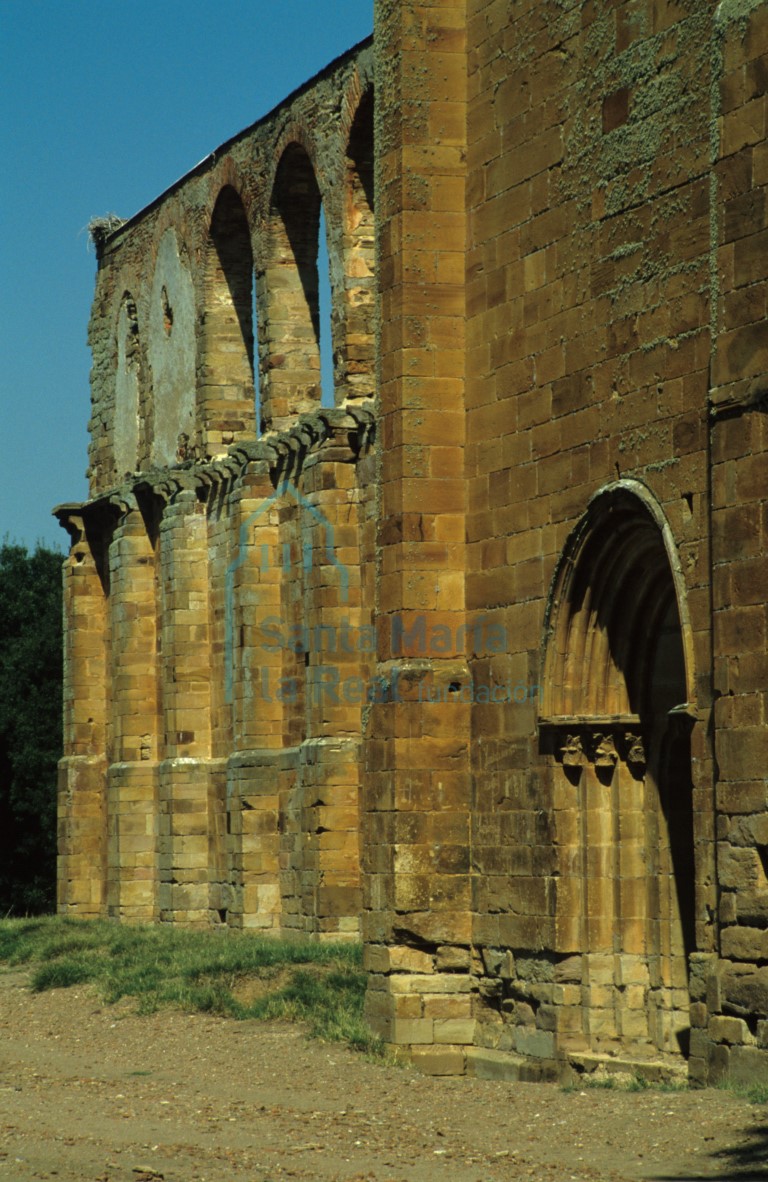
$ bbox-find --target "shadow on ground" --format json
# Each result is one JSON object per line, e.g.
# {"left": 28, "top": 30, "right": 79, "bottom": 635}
{"left": 650, "top": 1116, "right": 768, "bottom": 1181}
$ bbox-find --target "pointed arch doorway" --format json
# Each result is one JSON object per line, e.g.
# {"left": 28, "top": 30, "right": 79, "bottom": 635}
{"left": 541, "top": 482, "right": 697, "bottom": 1063}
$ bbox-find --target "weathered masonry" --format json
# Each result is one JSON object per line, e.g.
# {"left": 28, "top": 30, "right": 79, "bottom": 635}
{"left": 56, "top": 42, "right": 377, "bottom": 940}
{"left": 58, "top": 1, "right": 768, "bottom": 1087}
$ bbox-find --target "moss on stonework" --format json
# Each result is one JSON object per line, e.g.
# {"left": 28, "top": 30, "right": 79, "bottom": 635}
{"left": 556, "top": 4, "right": 711, "bottom": 223}
{"left": 714, "top": 0, "right": 765, "bottom": 34}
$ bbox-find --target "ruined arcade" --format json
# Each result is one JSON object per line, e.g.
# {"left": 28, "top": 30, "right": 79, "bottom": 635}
{"left": 57, "top": 0, "right": 768, "bottom": 1086}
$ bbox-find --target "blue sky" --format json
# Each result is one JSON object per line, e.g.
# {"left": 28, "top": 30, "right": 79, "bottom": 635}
{"left": 0, "top": 0, "right": 373, "bottom": 552}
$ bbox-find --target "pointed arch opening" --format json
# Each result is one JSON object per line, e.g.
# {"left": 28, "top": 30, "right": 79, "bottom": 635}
{"left": 199, "top": 186, "right": 256, "bottom": 456}
{"left": 148, "top": 230, "right": 196, "bottom": 467}
{"left": 541, "top": 482, "right": 697, "bottom": 1063}
{"left": 113, "top": 292, "right": 141, "bottom": 481}
{"left": 342, "top": 88, "right": 375, "bottom": 402}
{"left": 260, "top": 144, "right": 323, "bottom": 432}
{"left": 318, "top": 204, "right": 335, "bottom": 408}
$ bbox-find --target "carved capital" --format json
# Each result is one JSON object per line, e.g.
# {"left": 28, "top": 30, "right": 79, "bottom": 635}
{"left": 542, "top": 717, "right": 650, "bottom": 782}
{"left": 625, "top": 732, "right": 646, "bottom": 772}
{"left": 560, "top": 734, "right": 585, "bottom": 768}
{"left": 592, "top": 733, "right": 619, "bottom": 769}
{"left": 108, "top": 489, "right": 139, "bottom": 523}
{"left": 53, "top": 504, "right": 85, "bottom": 547}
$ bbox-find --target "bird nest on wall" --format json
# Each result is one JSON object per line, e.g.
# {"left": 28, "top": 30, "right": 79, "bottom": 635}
{"left": 87, "top": 213, "right": 126, "bottom": 251}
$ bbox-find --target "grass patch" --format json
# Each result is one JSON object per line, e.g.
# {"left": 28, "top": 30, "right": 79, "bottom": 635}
{"left": 580, "top": 1075, "right": 619, "bottom": 1089}
{"left": 0, "top": 916, "right": 383, "bottom": 1057}
{"left": 717, "top": 1077, "right": 768, "bottom": 1105}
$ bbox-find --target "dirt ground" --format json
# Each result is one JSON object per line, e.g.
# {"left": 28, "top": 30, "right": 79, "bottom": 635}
{"left": 0, "top": 968, "right": 766, "bottom": 1182}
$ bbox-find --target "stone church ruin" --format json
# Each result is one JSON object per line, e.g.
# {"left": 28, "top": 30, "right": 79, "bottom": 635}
{"left": 56, "top": 1, "right": 768, "bottom": 1086}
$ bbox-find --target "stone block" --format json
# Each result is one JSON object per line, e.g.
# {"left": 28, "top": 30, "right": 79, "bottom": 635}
{"left": 433, "top": 1018, "right": 476, "bottom": 1044}
{"left": 720, "top": 891, "right": 738, "bottom": 925}
{"left": 708, "top": 1015, "right": 750, "bottom": 1045}
{"left": 584, "top": 985, "right": 614, "bottom": 1008}
{"left": 716, "top": 780, "right": 768, "bottom": 815}
{"left": 615, "top": 954, "right": 649, "bottom": 987}
{"left": 363, "top": 944, "right": 391, "bottom": 973}
{"left": 514, "top": 1027, "right": 556, "bottom": 1059}
{"left": 584, "top": 955, "right": 614, "bottom": 986}
{"left": 735, "top": 889, "right": 768, "bottom": 926}
{"left": 393, "top": 911, "right": 472, "bottom": 946}
{"left": 499, "top": 950, "right": 516, "bottom": 979}
{"left": 388, "top": 945, "right": 435, "bottom": 973}
{"left": 689, "top": 1028, "right": 711, "bottom": 1062}
{"left": 723, "top": 966, "right": 768, "bottom": 1018}
{"left": 623, "top": 985, "right": 647, "bottom": 1011}
{"left": 536, "top": 1005, "right": 558, "bottom": 1032}
{"left": 618, "top": 1010, "right": 649, "bottom": 1039}
{"left": 552, "top": 984, "right": 581, "bottom": 1006}
{"left": 717, "top": 844, "right": 763, "bottom": 890}
{"left": 466, "top": 1047, "right": 531, "bottom": 1082}
{"left": 729, "top": 1045, "right": 768, "bottom": 1086}
{"left": 389, "top": 972, "right": 472, "bottom": 995}
{"left": 435, "top": 944, "right": 471, "bottom": 971}
{"left": 689, "top": 953, "right": 717, "bottom": 1003}
{"left": 421, "top": 995, "right": 472, "bottom": 1020}
{"left": 393, "top": 994, "right": 423, "bottom": 1019}
{"left": 389, "top": 1018, "right": 434, "bottom": 1045}
{"left": 480, "top": 946, "right": 504, "bottom": 974}
{"left": 721, "top": 925, "right": 768, "bottom": 962}
{"left": 409, "top": 1045, "right": 466, "bottom": 1076}
{"left": 554, "top": 954, "right": 582, "bottom": 983}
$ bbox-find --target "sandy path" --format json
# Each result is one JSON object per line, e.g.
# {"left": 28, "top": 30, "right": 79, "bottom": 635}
{"left": 0, "top": 969, "right": 766, "bottom": 1182}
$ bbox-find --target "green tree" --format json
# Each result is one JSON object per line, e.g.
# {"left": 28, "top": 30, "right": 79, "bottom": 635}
{"left": 0, "top": 542, "right": 63, "bottom": 914}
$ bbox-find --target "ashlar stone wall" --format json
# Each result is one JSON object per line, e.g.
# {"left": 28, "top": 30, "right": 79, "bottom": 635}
{"left": 57, "top": 39, "right": 376, "bottom": 940}
{"left": 360, "top": 0, "right": 768, "bottom": 1087}
{"left": 58, "top": 1, "right": 768, "bottom": 1087}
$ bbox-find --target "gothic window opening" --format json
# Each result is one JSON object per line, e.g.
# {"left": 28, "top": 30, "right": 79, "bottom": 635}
{"left": 113, "top": 292, "right": 141, "bottom": 481}
{"left": 318, "top": 204, "right": 334, "bottom": 409}
{"left": 342, "top": 88, "right": 375, "bottom": 402}
{"left": 200, "top": 186, "right": 256, "bottom": 455}
{"left": 148, "top": 230, "right": 196, "bottom": 467}
{"left": 261, "top": 143, "right": 324, "bottom": 431}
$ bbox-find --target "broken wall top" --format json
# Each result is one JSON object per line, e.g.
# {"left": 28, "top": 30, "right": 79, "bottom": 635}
{"left": 87, "top": 36, "right": 374, "bottom": 499}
